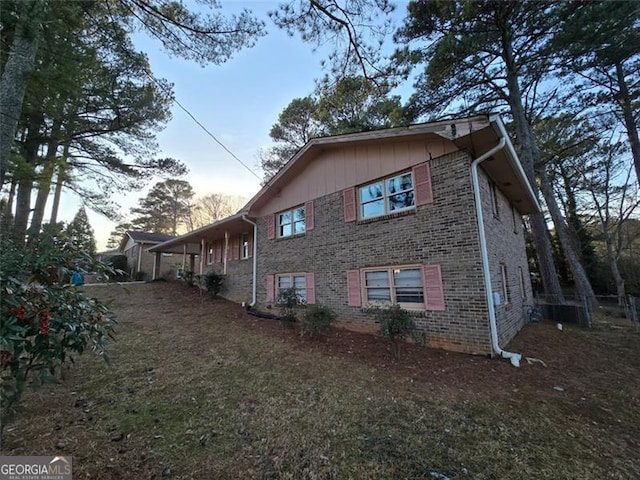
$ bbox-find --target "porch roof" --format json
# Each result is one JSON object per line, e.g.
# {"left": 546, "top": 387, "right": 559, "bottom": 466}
{"left": 148, "top": 212, "right": 251, "bottom": 254}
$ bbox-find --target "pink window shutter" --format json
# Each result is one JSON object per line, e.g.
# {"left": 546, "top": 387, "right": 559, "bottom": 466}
{"left": 234, "top": 237, "right": 240, "bottom": 260}
{"left": 305, "top": 200, "right": 315, "bottom": 231}
{"left": 413, "top": 163, "right": 433, "bottom": 205}
{"left": 247, "top": 233, "right": 253, "bottom": 258}
{"left": 343, "top": 187, "right": 357, "bottom": 222}
{"left": 346, "top": 269, "right": 362, "bottom": 307}
{"left": 266, "top": 275, "right": 275, "bottom": 303}
{"left": 267, "top": 214, "right": 276, "bottom": 240}
{"left": 423, "top": 265, "right": 445, "bottom": 311}
{"left": 305, "top": 273, "right": 316, "bottom": 304}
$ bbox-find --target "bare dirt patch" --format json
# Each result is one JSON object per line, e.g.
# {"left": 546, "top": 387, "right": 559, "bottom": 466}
{"left": 2, "top": 282, "right": 639, "bottom": 479}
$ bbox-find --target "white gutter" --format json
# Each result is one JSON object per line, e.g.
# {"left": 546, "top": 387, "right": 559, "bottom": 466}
{"left": 471, "top": 135, "right": 522, "bottom": 367}
{"left": 241, "top": 215, "right": 258, "bottom": 307}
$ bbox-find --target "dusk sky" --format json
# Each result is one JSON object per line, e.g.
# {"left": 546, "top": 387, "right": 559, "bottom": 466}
{"left": 60, "top": 1, "right": 412, "bottom": 249}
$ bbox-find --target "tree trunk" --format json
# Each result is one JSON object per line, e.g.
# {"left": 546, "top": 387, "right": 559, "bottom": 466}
{"left": 607, "top": 242, "right": 626, "bottom": 306}
{"left": 0, "top": 2, "right": 46, "bottom": 186}
{"left": 13, "top": 174, "right": 34, "bottom": 237}
{"left": 498, "top": 25, "right": 565, "bottom": 301}
{"left": 538, "top": 168, "right": 597, "bottom": 308}
{"left": 29, "top": 122, "right": 61, "bottom": 234}
{"left": 12, "top": 114, "right": 43, "bottom": 238}
{"left": 615, "top": 62, "right": 640, "bottom": 185}
{"left": 49, "top": 147, "right": 70, "bottom": 226}
{"left": 29, "top": 158, "right": 57, "bottom": 235}
{"left": 4, "top": 179, "right": 17, "bottom": 217}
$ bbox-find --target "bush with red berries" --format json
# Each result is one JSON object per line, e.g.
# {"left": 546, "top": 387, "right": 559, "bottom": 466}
{"left": 0, "top": 232, "right": 117, "bottom": 430}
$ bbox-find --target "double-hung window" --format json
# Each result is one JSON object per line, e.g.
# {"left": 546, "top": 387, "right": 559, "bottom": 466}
{"left": 359, "top": 172, "right": 415, "bottom": 219}
{"left": 278, "top": 206, "right": 305, "bottom": 237}
{"left": 363, "top": 266, "right": 424, "bottom": 309}
{"left": 277, "top": 274, "right": 307, "bottom": 302}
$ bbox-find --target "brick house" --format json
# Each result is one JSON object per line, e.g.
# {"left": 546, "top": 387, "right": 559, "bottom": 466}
{"left": 150, "top": 115, "right": 539, "bottom": 362}
{"left": 119, "top": 231, "right": 177, "bottom": 281}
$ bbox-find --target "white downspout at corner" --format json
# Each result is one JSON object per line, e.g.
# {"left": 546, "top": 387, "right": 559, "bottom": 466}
{"left": 241, "top": 215, "right": 258, "bottom": 307}
{"left": 471, "top": 136, "right": 522, "bottom": 368}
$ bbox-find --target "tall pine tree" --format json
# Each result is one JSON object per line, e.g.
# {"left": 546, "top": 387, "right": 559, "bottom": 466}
{"left": 65, "top": 206, "right": 96, "bottom": 257}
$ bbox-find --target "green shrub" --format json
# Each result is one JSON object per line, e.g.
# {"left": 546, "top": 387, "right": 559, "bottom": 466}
{"left": 277, "top": 287, "right": 302, "bottom": 322}
{"left": 203, "top": 271, "right": 224, "bottom": 296}
{"left": 0, "top": 232, "right": 118, "bottom": 432}
{"left": 300, "top": 304, "right": 336, "bottom": 338}
{"left": 375, "top": 304, "right": 424, "bottom": 358}
{"left": 105, "top": 254, "right": 128, "bottom": 277}
{"left": 182, "top": 270, "right": 197, "bottom": 287}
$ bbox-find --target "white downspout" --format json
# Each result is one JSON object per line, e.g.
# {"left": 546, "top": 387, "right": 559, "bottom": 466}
{"left": 471, "top": 136, "right": 522, "bottom": 367}
{"left": 241, "top": 215, "right": 258, "bottom": 306}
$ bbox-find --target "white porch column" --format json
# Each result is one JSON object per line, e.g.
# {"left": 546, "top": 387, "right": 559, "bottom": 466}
{"left": 199, "top": 239, "right": 205, "bottom": 275}
{"left": 152, "top": 252, "right": 162, "bottom": 280}
{"left": 223, "top": 231, "right": 229, "bottom": 275}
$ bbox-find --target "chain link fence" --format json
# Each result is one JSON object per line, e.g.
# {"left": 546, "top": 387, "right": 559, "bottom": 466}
{"left": 525, "top": 294, "right": 640, "bottom": 327}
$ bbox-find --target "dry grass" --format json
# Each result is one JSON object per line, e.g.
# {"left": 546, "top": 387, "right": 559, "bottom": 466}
{"left": 2, "top": 282, "right": 639, "bottom": 479}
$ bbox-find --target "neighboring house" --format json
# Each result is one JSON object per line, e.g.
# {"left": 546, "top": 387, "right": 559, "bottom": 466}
{"left": 119, "top": 231, "right": 177, "bottom": 281}
{"left": 96, "top": 249, "right": 120, "bottom": 262}
{"left": 149, "top": 115, "right": 539, "bottom": 359}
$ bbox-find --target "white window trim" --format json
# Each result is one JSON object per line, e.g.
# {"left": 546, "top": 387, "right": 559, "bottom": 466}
{"left": 276, "top": 273, "right": 307, "bottom": 302}
{"left": 490, "top": 180, "right": 500, "bottom": 219}
{"left": 241, "top": 233, "right": 250, "bottom": 259}
{"left": 361, "top": 264, "right": 425, "bottom": 311}
{"left": 511, "top": 204, "right": 519, "bottom": 234}
{"left": 277, "top": 205, "right": 306, "bottom": 238}
{"left": 500, "top": 263, "right": 509, "bottom": 304}
{"left": 518, "top": 266, "right": 527, "bottom": 300}
{"left": 359, "top": 171, "right": 416, "bottom": 220}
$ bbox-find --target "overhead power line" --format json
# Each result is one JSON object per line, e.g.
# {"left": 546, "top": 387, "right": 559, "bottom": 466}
{"left": 168, "top": 94, "right": 262, "bottom": 181}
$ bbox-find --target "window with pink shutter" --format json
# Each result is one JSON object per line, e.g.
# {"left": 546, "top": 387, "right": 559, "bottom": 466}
{"left": 347, "top": 269, "right": 362, "bottom": 307}
{"left": 275, "top": 273, "right": 310, "bottom": 303}
{"left": 343, "top": 187, "right": 357, "bottom": 222}
{"left": 422, "top": 265, "right": 445, "bottom": 311}
{"left": 413, "top": 163, "right": 433, "bottom": 206}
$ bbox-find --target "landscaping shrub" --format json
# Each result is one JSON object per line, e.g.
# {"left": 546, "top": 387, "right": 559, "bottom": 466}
{"left": 182, "top": 270, "right": 198, "bottom": 287}
{"left": 300, "top": 304, "right": 337, "bottom": 338}
{"left": 375, "top": 304, "right": 424, "bottom": 358}
{"left": 105, "top": 254, "right": 129, "bottom": 281}
{"left": 0, "top": 232, "right": 118, "bottom": 432}
{"left": 277, "top": 287, "right": 302, "bottom": 323}
{"left": 203, "top": 271, "right": 224, "bottom": 296}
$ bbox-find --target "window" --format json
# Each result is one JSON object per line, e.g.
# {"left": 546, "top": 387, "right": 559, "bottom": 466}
{"left": 489, "top": 180, "right": 499, "bottom": 219}
{"left": 363, "top": 266, "right": 424, "bottom": 309}
{"left": 278, "top": 206, "right": 305, "bottom": 237}
{"left": 359, "top": 172, "right": 415, "bottom": 219}
{"left": 277, "top": 274, "right": 307, "bottom": 302}
{"left": 500, "top": 263, "right": 509, "bottom": 304}
{"left": 511, "top": 204, "right": 519, "bottom": 233}
{"left": 241, "top": 233, "right": 250, "bottom": 259}
{"left": 207, "top": 245, "right": 213, "bottom": 265}
{"left": 518, "top": 266, "right": 526, "bottom": 300}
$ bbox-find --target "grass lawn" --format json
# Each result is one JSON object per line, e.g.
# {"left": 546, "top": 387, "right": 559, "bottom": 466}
{"left": 2, "top": 282, "right": 639, "bottom": 479}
